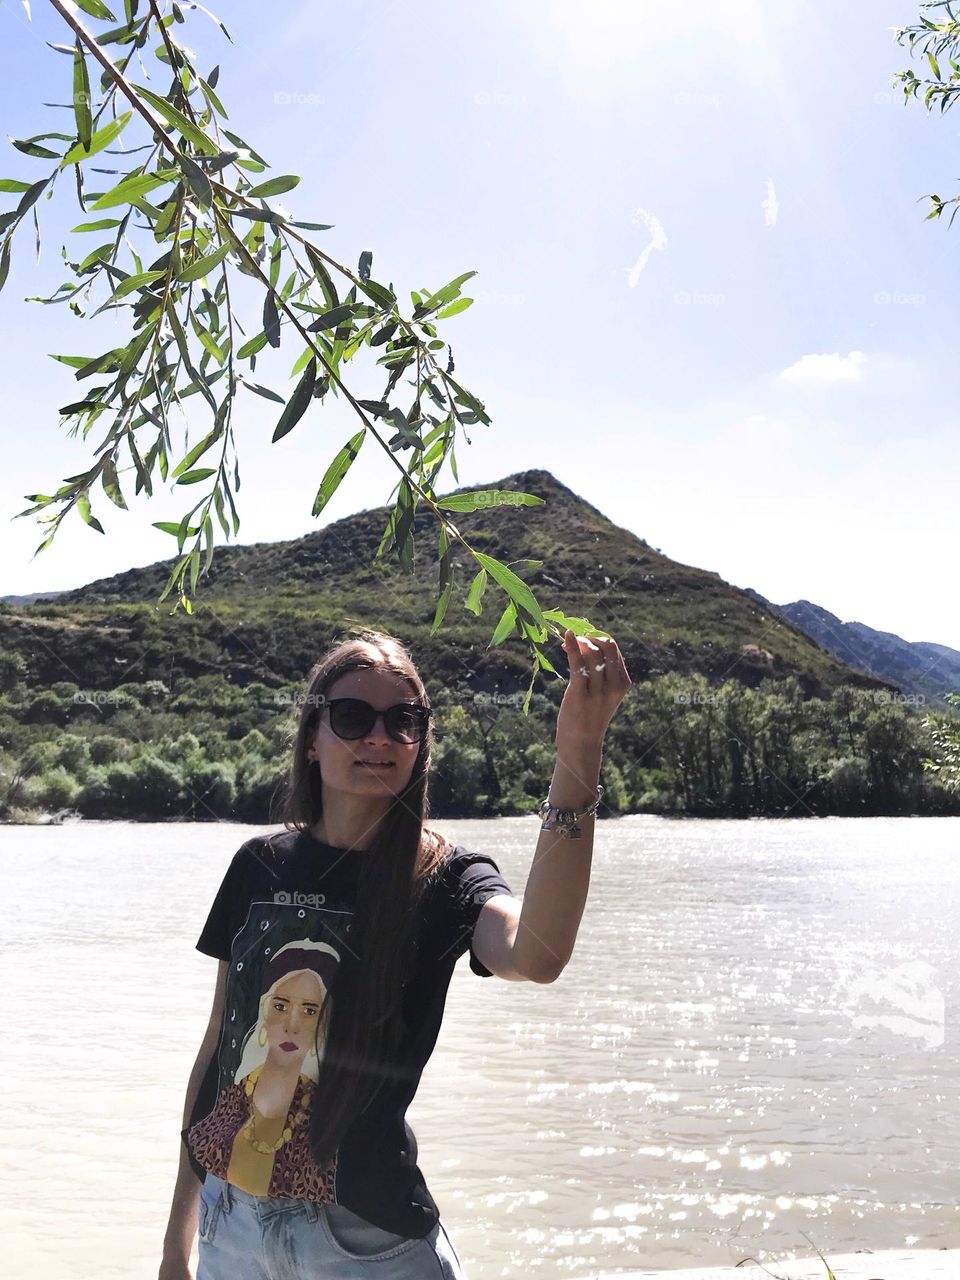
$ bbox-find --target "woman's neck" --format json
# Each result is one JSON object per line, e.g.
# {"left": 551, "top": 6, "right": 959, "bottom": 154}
{"left": 309, "top": 801, "right": 390, "bottom": 852}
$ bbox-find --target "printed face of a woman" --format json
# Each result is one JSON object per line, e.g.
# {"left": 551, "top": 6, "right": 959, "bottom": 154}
{"left": 263, "top": 971, "right": 326, "bottom": 1063}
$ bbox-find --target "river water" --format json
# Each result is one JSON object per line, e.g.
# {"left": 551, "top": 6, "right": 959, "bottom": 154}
{"left": 1, "top": 815, "right": 958, "bottom": 1279}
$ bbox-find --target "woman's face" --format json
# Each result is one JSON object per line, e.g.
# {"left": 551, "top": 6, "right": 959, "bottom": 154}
{"left": 305, "top": 667, "right": 423, "bottom": 799}
{"left": 262, "top": 970, "right": 326, "bottom": 1064}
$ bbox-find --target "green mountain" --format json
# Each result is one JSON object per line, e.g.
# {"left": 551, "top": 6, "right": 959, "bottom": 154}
{"left": 10, "top": 468, "right": 954, "bottom": 825}
{"left": 4, "top": 468, "right": 894, "bottom": 698}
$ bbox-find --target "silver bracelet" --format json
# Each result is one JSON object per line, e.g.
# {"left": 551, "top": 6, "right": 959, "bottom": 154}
{"left": 536, "top": 785, "right": 604, "bottom": 840}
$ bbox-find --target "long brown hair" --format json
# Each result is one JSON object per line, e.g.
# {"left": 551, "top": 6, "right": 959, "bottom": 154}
{"left": 276, "top": 628, "right": 451, "bottom": 1164}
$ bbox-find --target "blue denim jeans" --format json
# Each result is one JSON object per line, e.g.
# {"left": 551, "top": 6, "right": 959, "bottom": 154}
{"left": 196, "top": 1172, "right": 468, "bottom": 1279}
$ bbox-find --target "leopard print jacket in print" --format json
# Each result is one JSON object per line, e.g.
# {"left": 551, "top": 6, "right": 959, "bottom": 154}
{"left": 187, "top": 1075, "right": 337, "bottom": 1201}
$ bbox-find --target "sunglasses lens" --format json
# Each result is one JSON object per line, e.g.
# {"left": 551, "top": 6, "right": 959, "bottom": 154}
{"left": 387, "top": 707, "right": 427, "bottom": 743}
{"left": 327, "top": 700, "right": 429, "bottom": 742}
{"left": 329, "top": 701, "right": 371, "bottom": 739}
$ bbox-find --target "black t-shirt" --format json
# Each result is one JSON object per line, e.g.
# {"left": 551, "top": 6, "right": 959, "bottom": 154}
{"left": 181, "top": 827, "right": 515, "bottom": 1238}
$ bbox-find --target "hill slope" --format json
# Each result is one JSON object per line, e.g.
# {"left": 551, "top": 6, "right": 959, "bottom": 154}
{"left": 3, "top": 469, "right": 892, "bottom": 700}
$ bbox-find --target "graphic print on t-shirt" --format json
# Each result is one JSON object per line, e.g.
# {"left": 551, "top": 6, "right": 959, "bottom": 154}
{"left": 187, "top": 891, "right": 355, "bottom": 1200}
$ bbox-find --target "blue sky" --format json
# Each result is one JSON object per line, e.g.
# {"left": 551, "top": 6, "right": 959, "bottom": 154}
{"left": 1, "top": 0, "right": 958, "bottom": 649}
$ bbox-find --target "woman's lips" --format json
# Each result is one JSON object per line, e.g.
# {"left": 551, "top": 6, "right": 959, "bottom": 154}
{"left": 280, "top": 1041, "right": 298, "bottom": 1052}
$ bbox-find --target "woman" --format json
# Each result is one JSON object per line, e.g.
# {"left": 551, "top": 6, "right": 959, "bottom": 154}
{"left": 159, "top": 625, "right": 631, "bottom": 1279}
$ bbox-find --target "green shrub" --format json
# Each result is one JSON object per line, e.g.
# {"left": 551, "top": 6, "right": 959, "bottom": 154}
{"left": 19, "top": 740, "right": 59, "bottom": 776}
{"left": 55, "top": 734, "right": 92, "bottom": 780}
{"left": 132, "top": 755, "right": 188, "bottom": 818}
{"left": 89, "top": 735, "right": 132, "bottom": 765}
{"left": 186, "top": 761, "right": 236, "bottom": 819}
{"left": 25, "top": 766, "right": 81, "bottom": 811}
{"left": 233, "top": 760, "right": 286, "bottom": 823}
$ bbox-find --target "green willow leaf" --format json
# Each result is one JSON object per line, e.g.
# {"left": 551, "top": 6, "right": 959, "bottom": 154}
{"left": 77, "top": 241, "right": 114, "bottom": 272}
{"left": 60, "top": 110, "right": 131, "bottom": 166}
{"left": 305, "top": 245, "right": 339, "bottom": 309}
{"left": 473, "top": 552, "right": 547, "bottom": 630}
{"left": 228, "top": 205, "right": 284, "bottom": 225}
{"left": 178, "top": 152, "right": 212, "bottom": 208}
{"left": 178, "top": 241, "right": 230, "bottom": 283}
{"left": 272, "top": 357, "right": 316, "bottom": 442}
{"left": 0, "top": 238, "right": 12, "bottom": 294}
{"left": 12, "top": 141, "right": 60, "bottom": 160}
{"left": 15, "top": 178, "right": 51, "bottom": 219}
{"left": 245, "top": 174, "right": 300, "bottom": 198}
{"left": 198, "top": 75, "right": 227, "bottom": 119}
{"left": 101, "top": 455, "right": 127, "bottom": 509}
{"left": 89, "top": 172, "right": 168, "bottom": 210}
{"left": 111, "top": 269, "right": 165, "bottom": 298}
{"left": 75, "top": 0, "right": 117, "bottom": 18}
{"left": 237, "top": 331, "right": 269, "bottom": 360}
{"left": 175, "top": 467, "right": 217, "bottom": 485}
{"left": 436, "top": 296, "right": 473, "bottom": 319}
{"left": 0, "top": 179, "right": 31, "bottom": 193}
{"left": 73, "top": 41, "right": 93, "bottom": 149}
{"left": 306, "top": 303, "right": 358, "bottom": 331}
{"left": 76, "top": 490, "right": 105, "bottom": 534}
{"left": 133, "top": 84, "right": 220, "bottom": 155}
{"left": 237, "top": 375, "right": 284, "bottom": 403}
{"left": 69, "top": 217, "right": 122, "bottom": 232}
{"left": 416, "top": 270, "right": 476, "bottom": 314}
{"left": 311, "top": 427, "right": 365, "bottom": 517}
{"left": 153, "top": 520, "right": 200, "bottom": 536}
{"left": 263, "top": 290, "right": 281, "bottom": 347}
{"left": 358, "top": 278, "right": 396, "bottom": 308}
{"left": 172, "top": 427, "right": 221, "bottom": 478}
{"left": 464, "top": 567, "right": 487, "bottom": 616}
{"left": 436, "top": 489, "right": 544, "bottom": 513}
{"left": 431, "top": 523, "right": 452, "bottom": 635}
{"left": 489, "top": 600, "right": 518, "bottom": 646}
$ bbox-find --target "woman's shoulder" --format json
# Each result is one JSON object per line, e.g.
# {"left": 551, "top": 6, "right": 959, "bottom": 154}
{"left": 238, "top": 827, "right": 301, "bottom": 866}
{"left": 423, "top": 832, "right": 508, "bottom": 889}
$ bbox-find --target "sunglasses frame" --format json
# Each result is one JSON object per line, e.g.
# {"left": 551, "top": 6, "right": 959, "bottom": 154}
{"left": 314, "top": 694, "right": 433, "bottom": 744}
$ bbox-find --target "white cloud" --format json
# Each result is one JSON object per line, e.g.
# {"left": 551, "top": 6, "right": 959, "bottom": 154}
{"left": 624, "top": 208, "right": 668, "bottom": 288}
{"left": 762, "top": 178, "right": 779, "bottom": 227}
{"left": 779, "top": 351, "right": 868, "bottom": 385}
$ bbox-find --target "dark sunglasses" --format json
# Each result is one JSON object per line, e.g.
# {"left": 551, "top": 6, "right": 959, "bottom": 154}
{"left": 316, "top": 696, "right": 432, "bottom": 744}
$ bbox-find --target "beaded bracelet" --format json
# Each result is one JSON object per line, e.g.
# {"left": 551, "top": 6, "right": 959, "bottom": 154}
{"left": 536, "top": 785, "right": 604, "bottom": 839}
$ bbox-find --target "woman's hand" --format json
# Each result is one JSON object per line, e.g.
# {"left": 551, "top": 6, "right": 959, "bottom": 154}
{"left": 556, "top": 629, "right": 633, "bottom": 755}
